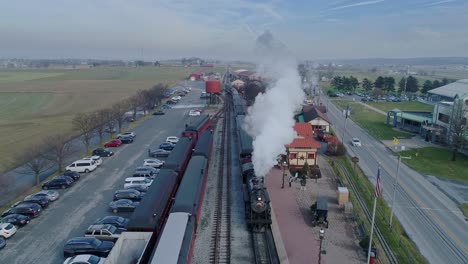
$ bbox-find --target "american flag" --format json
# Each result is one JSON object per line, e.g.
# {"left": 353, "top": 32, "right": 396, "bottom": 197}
{"left": 375, "top": 167, "right": 382, "bottom": 198}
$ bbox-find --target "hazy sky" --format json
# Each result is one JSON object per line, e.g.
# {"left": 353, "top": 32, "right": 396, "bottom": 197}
{"left": 1, "top": 0, "right": 467, "bottom": 60}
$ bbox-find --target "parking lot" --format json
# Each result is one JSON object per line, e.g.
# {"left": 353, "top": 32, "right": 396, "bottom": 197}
{"left": 0, "top": 82, "right": 207, "bottom": 264}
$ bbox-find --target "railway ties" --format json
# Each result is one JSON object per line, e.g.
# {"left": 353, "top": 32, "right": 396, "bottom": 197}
{"left": 209, "top": 97, "right": 232, "bottom": 264}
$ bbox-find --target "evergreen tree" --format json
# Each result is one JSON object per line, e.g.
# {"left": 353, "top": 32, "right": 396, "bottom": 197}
{"left": 374, "top": 76, "right": 385, "bottom": 89}
{"left": 421, "top": 80, "right": 433, "bottom": 94}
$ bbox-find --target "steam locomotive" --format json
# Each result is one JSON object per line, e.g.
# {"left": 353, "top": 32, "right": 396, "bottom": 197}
{"left": 228, "top": 85, "right": 272, "bottom": 233}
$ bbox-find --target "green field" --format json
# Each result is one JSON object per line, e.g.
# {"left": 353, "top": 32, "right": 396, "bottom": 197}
{"left": 459, "top": 204, "right": 468, "bottom": 217}
{"left": 0, "top": 66, "right": 226, "bottom": 171}
{"left": 398, "top": 147, "right": 468, "bottom": 183}
{"left": 334, "top": 100, "right": 413, "bottom": 140}
{"left": 366, "top": 101, "right": 433, "bottom": 113}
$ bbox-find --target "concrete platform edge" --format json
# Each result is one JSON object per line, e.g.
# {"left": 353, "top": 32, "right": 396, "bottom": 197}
{"left": 270, "top": 202, "right": 290, "bottom": 264}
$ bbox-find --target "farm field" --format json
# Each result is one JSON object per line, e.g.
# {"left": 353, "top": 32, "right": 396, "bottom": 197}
{"left": 334, "top": 100, "right": 413, "bottom": 140}
{"left": 0, "top": 66, "right": 225, "bottom": 171}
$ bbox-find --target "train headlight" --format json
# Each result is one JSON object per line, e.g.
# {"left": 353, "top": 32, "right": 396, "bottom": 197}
{"left": 257, "top": 197, "right": 262, "bottom": 201}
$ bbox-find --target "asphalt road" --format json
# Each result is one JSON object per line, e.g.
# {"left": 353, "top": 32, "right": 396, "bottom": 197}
{"left": 321, "top": 96, "right": 468, "bottom": 264}
{"left": 0, "top": 81, "right": 207, "bottom": 264}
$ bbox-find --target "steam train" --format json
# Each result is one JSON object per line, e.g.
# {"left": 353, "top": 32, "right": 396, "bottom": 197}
{"left": 228, "top": 85, "right": 272, "bottom": 233}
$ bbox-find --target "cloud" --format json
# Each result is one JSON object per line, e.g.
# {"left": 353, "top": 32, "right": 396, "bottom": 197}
{"left": 425, "top": 0, "right": 457, "bottom": 6}
{"left": 327, "top": 0, "right": 385, "bottom": 11}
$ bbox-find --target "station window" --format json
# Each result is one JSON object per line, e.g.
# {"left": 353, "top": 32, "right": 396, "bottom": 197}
{"left": 289, "top": 153, "right": 297, "bottom": 159}
{"left": 307, "top": 153, "right": 315, "bottom": 159}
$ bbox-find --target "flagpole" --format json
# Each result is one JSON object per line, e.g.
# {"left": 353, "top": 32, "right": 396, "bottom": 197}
{"left": 367, "top": 196, "right": 377, "bottom": 264}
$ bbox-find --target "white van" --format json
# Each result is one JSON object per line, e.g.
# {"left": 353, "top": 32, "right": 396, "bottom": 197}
{"left": 124, "top": 177, "right": 153, "bottom": 189}
{"left": 66, "top": 159, "right": 98, "bottom": 173}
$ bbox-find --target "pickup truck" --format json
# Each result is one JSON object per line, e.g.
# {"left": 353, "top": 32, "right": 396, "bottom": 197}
{"left": 84, "top": 224, "right": 123, "bottom": 242}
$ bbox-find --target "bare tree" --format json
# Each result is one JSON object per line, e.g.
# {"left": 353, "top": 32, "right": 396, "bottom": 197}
{"left": 43, "top": 134, "right": 75, "bottom": 172}
{"left": 0, "top": 172, "right": 14, "bottom": 191}
{"left": 17, "top": 146, "right": 52, "bottom": 185}
{"left": 449, "top": 96, "right": 468, "bottom": 161}
{"left": 128, "top": 94, "right": 144, "bottom": 121}
{"left": 112, "top": 100, "right": 129, "bottom": 132}
{"left": 72, "top": 113, "right": 95, "bottom": 152}
{"left": 149, "top": 83, "right": 168, "bottom": 107}
{"left": 93, "top": 109, "right": 109, "bottom": 143}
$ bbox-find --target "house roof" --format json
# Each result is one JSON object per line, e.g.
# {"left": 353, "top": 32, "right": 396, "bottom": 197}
{"left": 428, "top": 79, "right": 468, "bottom": 98}
{"left": 302, "top": 106, "right": 330, "bottom": 124}
{"left": 294, "top": 122, "right": 313, "bottom": 137}
{"left": 287, "top": 138, "right": 321, "bottom": 149}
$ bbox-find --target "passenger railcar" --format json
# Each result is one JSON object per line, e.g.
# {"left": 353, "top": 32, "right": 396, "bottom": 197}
{"left": 192, "top": 130, "right": 213, "bottom": 160}
{"left": 149, "top": 156, "right": 208, "bottom": 263}
{"left": 163, "top": 137, "right": 195, "bottom": 173}
{"left": 126, "top": 169, "right": 179, "bottom": 263}
{"left": 236, "top": 116, "right": 253, "bottom": 163}
{"left": 182, "top": 114, "right": 211, "bottom": 140}
{"left": 149, "top": 212, "right": 195, "bottom": 264}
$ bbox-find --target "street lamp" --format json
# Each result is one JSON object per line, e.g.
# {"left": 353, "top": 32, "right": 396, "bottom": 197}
{"left": 389, "top": 154, "right": 411, "bottom": 227}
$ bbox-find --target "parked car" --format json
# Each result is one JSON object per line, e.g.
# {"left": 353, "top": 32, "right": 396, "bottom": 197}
{"left": 153, "top": 110, "right": 165, "bottom": 115}
{"left": 162, "top": 104, "right": 172, "bottom": 109}
{"left": 159, "top": 142, "right": 175, "bottom": 151}
{"left": 42, "top": 178, "right": 73, "bottom": 190}
{"left": 66, "top": 159, "right": 98, "bottom": 173}
{"left": 92, "top": 148, "right": 114, "bottom": 157}
{"left": 142, "top": 158, "right": 164, "bottom": 168}
{"left": 22, "top": 196, "right": 50, "bottom": 208}
{"left": 63, "top": 254, "right": 106, "bottom": 264}
{"left": 84, "top": 224, "right": 123, "bottom": 242}
{"left": 113, "top": 189, "right": 144, "bottom": 201}
{"left": 0, "top": 237, "right": 5, "bottom": 250}
{"left": 118, "top": 135, "right": 134, "bottom": 144}
{"left": 148, "top": 148, "right": 171, "bottom": 158}
{"left": 126, "top": 185, "right": 148, "bottom": 193}
{"left": 63, "top": 170, "right": 83, "bottom": 180}
{"left": 189, "top": 110, "right": 200, "bottom": 116}
{"left": 25, "top": 190, "right": 59, "bottom": 202}
{"left": 63, "top": 237, "right": 114, "bottom": 258}
{"left": 104, "top": 128, "right": 117, "bottom": 134}
{"left": 1, "top": 203, "right": 42, "bottom": 218}
{"left": 81, "top": 156, "right": 103, "bottom": 166}
{"left": 172, "top": 95, "right": 182, "bottom": 101}
{"left": 166, "top": 136, "right": 179, "bottom": 144}
{"left": 104, "top": 139, "right": 122, "bottom": 148}
{"left": 117, "top": 132, "right": 135, "bottom": 138}
{"left": 134, "top": 166, "right": 159, "bottom": 176}
{"left": 123, "top": 177, "right": 153, "bottom": 189}
{"left": 0, "top": 223, "right": 17, "bottom": 239}
{"left": 0, "top": 214, "right": 30, "bottom": 227}
{"left": 108, "top": 199, "right": 140, "bottom": 213}
{"left": 94, "top": 216, "right": 129, "bottom": 229}
{"left": 351, "top": 137, "right": 362, "bottom": 147}
{"left": 55, "top": 175, "right": 76, "bottom": 183}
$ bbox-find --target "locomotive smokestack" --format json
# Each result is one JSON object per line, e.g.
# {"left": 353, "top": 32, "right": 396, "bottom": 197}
{"left": 244, "top": 30, "right": 305, "bottom": 177}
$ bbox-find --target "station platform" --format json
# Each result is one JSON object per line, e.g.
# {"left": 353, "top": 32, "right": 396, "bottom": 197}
{"left": 266, "top": 168, "right": 320, "bottom": 264}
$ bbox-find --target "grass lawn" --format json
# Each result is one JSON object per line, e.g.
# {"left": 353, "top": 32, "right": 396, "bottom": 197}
{"left": 459, "top": 204, "right": 468, "bottom": 218}
{"left": 398, "top": 147, "right": 468, "bottom": 183}
{"left": 366, "top": 101, "right": 433, "bottom": 113}
{"left": 334, "top": 100, "right": 414, "bottom": 140}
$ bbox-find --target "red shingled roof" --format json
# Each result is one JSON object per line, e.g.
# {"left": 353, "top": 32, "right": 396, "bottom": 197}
{"left": 288, "top": 138, "right": 321, "bottom": 149}
{"left": 294, "top": 123, "right": 313, "bottom": 137}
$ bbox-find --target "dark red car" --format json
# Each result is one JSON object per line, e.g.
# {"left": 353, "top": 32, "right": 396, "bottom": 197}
{"left": 104, "top": 139, "right": 122, "bottom": 148}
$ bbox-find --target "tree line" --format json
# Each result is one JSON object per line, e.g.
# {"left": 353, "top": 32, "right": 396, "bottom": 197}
{"left": 17, "top": 83, "right": 169, "bottom": 186}
{"left": 331, "top": 75, "right": 455, "bottom": 94}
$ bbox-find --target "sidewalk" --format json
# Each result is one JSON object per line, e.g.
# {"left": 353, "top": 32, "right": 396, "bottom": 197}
{"left": 265, "top": 156, "right": 365, "bottom": 264}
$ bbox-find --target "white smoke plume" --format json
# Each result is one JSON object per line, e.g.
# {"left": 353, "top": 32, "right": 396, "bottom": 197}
{"left": 244, "top": 31, "right": 305, "bottom": 177}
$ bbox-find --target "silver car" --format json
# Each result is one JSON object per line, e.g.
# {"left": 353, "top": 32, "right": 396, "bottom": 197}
{"left": 25, "top": 190, "right": 60, "bottom": 202}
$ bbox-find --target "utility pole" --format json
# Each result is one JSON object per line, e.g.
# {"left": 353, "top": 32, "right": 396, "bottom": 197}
{"left": 389, "top": 154, "right": 411, "bottom": 227}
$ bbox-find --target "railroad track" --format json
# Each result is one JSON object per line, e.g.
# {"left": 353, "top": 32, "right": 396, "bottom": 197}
{"left": 209, "top": 95, "right": 232, "bottom": 264}
{"left": 332, "top": 158, "right": 398, "bottom": 264}
{"left": 252, "top": 228, "right": 280, "bottom": 264}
